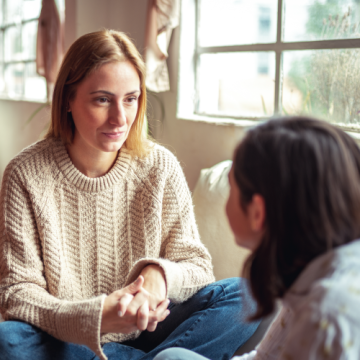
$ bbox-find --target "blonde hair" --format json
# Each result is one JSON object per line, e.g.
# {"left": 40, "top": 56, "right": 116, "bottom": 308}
{"left": 45, "top": 29, "right": 149, "bottom": 157}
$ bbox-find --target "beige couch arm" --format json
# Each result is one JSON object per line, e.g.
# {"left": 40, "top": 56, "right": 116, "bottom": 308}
{"left": 192, "top": 160, "right": 250, "bottom": 281}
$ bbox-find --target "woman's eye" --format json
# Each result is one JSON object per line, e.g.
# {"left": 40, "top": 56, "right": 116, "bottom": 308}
{"left": 97, "top": 97, "right": 109, "bottom": 103}
{"left": 126, "top": 96, "right": 138, "bottom": 104}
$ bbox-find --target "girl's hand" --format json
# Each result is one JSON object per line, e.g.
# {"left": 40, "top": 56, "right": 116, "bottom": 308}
{"left": 140, "top": 265, "right": 168, "bottom": 332}
{"left": 101, "top": 276, "right": 170, "bottom": 334}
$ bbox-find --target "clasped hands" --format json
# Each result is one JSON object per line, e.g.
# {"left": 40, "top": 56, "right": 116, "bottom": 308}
{"left": 101, "top": 265, "right": 170, "bottom": 334}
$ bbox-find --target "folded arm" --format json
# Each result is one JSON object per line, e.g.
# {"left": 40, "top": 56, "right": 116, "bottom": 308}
{"left": 125, "top": 156, "right": 215, "bottom": 303}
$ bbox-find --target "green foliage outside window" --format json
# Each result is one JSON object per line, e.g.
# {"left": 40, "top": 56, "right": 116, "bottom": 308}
{"left": 286, "top": 1, "right": 360, "bottom": 129}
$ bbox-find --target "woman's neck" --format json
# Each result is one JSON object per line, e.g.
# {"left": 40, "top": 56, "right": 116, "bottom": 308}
{"left": 67, "top": 141, "right": 118, "bottom": 178}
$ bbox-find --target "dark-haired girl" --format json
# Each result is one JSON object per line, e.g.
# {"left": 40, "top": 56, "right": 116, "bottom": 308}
{"left": 154, "top": 116, "right": 360, "bottom": 360}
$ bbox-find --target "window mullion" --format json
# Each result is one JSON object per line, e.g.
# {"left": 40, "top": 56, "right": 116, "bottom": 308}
{"left": 0, "top": 17, "right": 39, "bottom": 31}
{"left": 274, "top": 52, "right": 282, "bottom": 115}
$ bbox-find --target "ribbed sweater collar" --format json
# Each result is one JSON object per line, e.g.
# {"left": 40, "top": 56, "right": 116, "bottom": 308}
{"left": 52, "top": 138, "right": 132, "bottom": 192}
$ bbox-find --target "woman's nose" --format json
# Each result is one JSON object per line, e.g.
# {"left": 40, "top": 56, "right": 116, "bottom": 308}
{"left": 109, "top": 102, "right": 126, "bottom": 126}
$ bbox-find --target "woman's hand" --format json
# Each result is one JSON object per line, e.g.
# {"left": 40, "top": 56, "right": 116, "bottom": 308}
{"left": 101, "top": 276, "right": 170, "bottom": 334}
{"left": 140, "top": 264, "right": 168, "bottom": 332}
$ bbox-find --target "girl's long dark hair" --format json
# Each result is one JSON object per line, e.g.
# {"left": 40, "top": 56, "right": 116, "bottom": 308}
{"left": 234, "top": 117, "right": 360, "bottom": 319}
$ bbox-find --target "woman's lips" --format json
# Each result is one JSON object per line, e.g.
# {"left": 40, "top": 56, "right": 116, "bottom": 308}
{"left": 102, "top": 132, "right": 125, "bottom": 139}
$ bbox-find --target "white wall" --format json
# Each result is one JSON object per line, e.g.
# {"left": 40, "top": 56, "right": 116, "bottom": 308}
{"left": 0, "top": 0, "right": 246, "bottom": 190}
{"left": 0, "top": 101, "right": 50, "bottom": 179}
{"left": 76, "top": 0, "right": 147, "bottom": 50}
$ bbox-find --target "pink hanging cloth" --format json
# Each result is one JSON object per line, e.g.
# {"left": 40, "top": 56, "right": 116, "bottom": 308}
{"left": 36, "top": 0, "right": 64, "bottom": 101}
{"left": 145, "top": 0, "right": 180, "bottom": 92}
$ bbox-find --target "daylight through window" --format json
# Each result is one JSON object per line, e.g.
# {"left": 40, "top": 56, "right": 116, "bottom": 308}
{"left": 0, "top": 0, "right": 64, "bottom": 103}
{"left": 189, "top": 0, "right": 360, "bottom": 131}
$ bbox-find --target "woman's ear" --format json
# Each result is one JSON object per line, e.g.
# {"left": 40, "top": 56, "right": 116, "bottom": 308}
{"left": 248, "top": 194, "right": 266, "bottom": 233}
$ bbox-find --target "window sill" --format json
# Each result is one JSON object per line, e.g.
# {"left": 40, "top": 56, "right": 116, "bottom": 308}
{"left": 0, "top": 95, "right": 47, "bottom": 104}
{"left": 177, "top": 113, "right": 259, "bottom": 128}
{"left": 346, "top": 131, "right": 360, "bottom": 142}
{"left": 177, "top": 113, "right": 360, "bottom": 144}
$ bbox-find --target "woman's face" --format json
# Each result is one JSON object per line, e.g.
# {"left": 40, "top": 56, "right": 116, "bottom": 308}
{"left": 226, "top": 166, "right": 265, "bottom": 251}
{"left": 68, "top": 60, "right": 141, "bottom": 154}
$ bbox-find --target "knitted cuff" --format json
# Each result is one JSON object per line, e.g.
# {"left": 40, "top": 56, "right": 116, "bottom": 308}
{"left": 126, "top": 258, "right": 184, "bottom": 300}
{"left": 55, "top": 294, "right": 107, "bottom": 360}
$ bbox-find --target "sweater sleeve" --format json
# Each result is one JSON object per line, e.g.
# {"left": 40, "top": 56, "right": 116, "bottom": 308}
{"left": 0, "top": 166, "right": 107, "bottom": 360}
{"left": 126, "top": 154, "right": 215, "bottom": 302}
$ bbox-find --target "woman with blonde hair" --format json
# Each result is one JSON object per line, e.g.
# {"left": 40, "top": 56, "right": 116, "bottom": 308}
{"left": 0, "top": 30, "right": 259, "bottom": 360}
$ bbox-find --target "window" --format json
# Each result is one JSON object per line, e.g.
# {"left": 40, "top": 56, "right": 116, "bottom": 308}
{"left": 178, "top": 0, "right": 360, "bottom": 132}
{"left": 0, "top": 0, "right": 64, "bottom": 102}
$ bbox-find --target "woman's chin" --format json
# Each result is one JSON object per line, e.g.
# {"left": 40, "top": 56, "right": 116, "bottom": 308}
{"left": 99, "top": 140, "right": 126, "bottom": 153}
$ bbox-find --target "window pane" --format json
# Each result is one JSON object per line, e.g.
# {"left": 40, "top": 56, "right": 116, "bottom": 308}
{"left": 197, "top": 52, "right": 275, "bottom": 117}
{"left": 198, "top": 0, "right": 277, "bottom": 47}
{"left": 24, "top": 62, "right": 46, "bottom": 101}
{"left": 4, "top": 25, "right": 22, "bottom": 62}
{"left": 22, "top": 20, "right": 37, "bottom": 60}
{"left": 282, "top": 49, "right": 360, "bottom": 129}
{"left": 5, "top": 62, "right": 24, "bottom": 98}
{"left": 0, "top": 0, "right": 3, "bottom": 26}
{"left": 4, "top": 0, "right": 22, "bottom": 24}
{"left": 284, "top": 0, "right": 360, "bottom": 42}
{"left": 23, "top": 0, "right": 42, "bottom": 20}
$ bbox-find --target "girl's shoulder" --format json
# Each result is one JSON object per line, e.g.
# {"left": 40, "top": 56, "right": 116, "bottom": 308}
{"left": 289, "top": 240, "right": 360, "bottom": 322}
{"left": 318, "top": 241, "right": 360, "bottom": 314}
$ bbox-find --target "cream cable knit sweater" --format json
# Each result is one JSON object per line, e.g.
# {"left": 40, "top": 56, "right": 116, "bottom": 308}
{"left": 0, "top": 138, "right": 215, "bottom": 360}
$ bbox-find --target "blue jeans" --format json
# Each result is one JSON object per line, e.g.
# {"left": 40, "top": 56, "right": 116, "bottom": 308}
{"left": 154, "top": 348, "right": 210, "bottom": 360}
{"left": 0, "top": 278, "right": 260, "bottom": 360}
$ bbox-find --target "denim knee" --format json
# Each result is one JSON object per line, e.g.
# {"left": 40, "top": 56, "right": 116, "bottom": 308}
{"left": 203, "top": 277, "right": 258, "bottom": 319}
{"left": 201, "top": 277, "right": 250, "bottom": 300}
{"left": 154, "top": 348, "right": 209, "bottom": 360}
{"left": 0, "top": 321, "right": 94, "bottom": 360}
{"left": 0, "top": 321, "right": 37, "bottom": 353}
{"left": 210, "top": 277, "right": 246, "bottom": 293}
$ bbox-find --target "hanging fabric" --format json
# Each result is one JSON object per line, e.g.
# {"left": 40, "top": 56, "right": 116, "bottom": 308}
{"left": 36, "top": 0, "right": 64, "bottom": 101}
{"left": 144, "top": 0, "right": 180, "bottom": 92}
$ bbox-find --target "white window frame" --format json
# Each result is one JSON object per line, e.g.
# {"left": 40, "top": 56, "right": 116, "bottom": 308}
{"left": 177, "top": 0, "right": 360, "bottom": 132}
{"left": 0, "top": 0, "right": 44, "bottom": 103}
